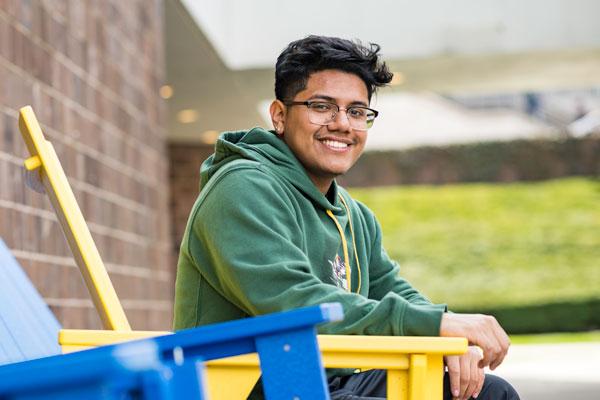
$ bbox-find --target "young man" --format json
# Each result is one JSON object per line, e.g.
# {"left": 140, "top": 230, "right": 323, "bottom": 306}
{"left": 174, "top": 36, "right": 519, "bottom": 400}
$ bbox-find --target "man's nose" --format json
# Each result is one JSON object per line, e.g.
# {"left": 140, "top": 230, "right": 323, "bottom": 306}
{"left": 328, "top": 110, "right": 351, "bottom": 132}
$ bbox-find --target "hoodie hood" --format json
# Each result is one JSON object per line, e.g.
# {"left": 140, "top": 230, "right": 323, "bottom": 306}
{"left": 200, "top": 127, "right": 343, "bottom": 212}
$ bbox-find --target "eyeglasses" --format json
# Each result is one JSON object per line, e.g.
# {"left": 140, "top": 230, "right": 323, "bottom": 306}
{"left": 285, "top": 101, "right": 379, "bottom": 131}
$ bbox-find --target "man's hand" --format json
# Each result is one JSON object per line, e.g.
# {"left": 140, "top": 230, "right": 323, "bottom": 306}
{"left": 445, "top": 346, "right": 485, "bottom": 400}
{"left": 440, "top": 313, "right": 510, "bottom": 370}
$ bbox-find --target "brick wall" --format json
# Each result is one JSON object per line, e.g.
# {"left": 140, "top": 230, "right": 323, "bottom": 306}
{"left": 169, "top": 143, "right": 213, "bottom": 253}
{"left": 0, "top": 1, "right": 172, "bottom": 330}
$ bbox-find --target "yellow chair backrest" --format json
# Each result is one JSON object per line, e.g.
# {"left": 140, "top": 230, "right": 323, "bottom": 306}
{"left": 19, "top": 106, "right": 130, "bottom": 331}
{"left": 18, "top": 105, "right": 467, "bottom": 400}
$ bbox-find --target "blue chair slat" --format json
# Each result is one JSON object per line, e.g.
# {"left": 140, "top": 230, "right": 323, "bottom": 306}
{"left": 257, "top": 326, "right": 331, "bottom": 400}
{"left": 162, "top": 360, "right": 206, "bottom": 400}
{"left": 0, "top": 339, "right": 206, "bottom": 400}
{"left": 0, "top": 320, "right": 25, "bottom": 363}
{"left": 0, "top": 239, "right": 62, "bottom": 365}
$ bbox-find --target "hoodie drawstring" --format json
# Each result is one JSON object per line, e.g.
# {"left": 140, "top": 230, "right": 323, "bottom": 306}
{"left": 326, "top": 194, "right": 362, "bottom": 293}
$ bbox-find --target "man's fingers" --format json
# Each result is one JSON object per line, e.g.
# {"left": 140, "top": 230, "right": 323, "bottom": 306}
{"left": 464, "top": 354, "right": 481, "bottom": 400}
{"left": 474, "top": 366, "right": 485, "bottom": 399}
{"left": 489, "top": 318, "right": 510, "bottom": 370}
{"left": 445, "top": 356, "right": 461, "bottom": 399}
{"left": 475, "top": 325, "right": 499, "bottom": 368}
{"left": 479, "top": 342, "right": 503, "bottom": 369}
{"left": 458, "top": 354, "right": 471, "bottom": 400}
{"left": 477, "top": 316, "right": 508, "bottom": 369}
{"left": 480, "top": 317, "right": 510, "bottom": 370}
{"left": 473, "top": 347, "right": 485, "bottom": 398}
{"left": 490, "top": 350, "right": 507, "bottom": 370}
{"left": 492, "top": 316, "right": 511, "bottom": 346}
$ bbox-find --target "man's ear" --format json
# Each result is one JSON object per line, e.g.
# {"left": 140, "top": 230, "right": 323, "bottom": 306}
{"left": 269, "top": 100, "right": 286, "bottom": 135}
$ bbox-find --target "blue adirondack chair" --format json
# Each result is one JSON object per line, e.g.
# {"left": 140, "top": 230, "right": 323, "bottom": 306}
{"left": 0, "top": 238, "right": 342, "bottom": 399}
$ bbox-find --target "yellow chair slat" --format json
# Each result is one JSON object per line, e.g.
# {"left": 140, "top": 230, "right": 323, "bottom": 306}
{"left": 18, "top": 106, "right": 130, "bottom": 331}
{"left": 409, "top": 354, "right": 427, "bottom": 400}
{"left": 318, "top": 335, "right": 467, "bottom": 355}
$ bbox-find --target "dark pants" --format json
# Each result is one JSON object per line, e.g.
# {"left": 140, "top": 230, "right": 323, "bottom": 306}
{"left": 328, "top": 370, "right": 520, "bottom": 400}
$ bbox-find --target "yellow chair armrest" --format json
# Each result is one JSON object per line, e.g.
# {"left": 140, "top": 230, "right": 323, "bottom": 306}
{"left": 59, "top": 329, "right": 467, "bottom": 358}
{"left": 59, "top": 329, "right": 169, "bottom": 349}
{"left": 319, "top": 335, "right": 467, "bottom": 354}
{"left": 318, "top": 335, "right": 467, "bottom": 370}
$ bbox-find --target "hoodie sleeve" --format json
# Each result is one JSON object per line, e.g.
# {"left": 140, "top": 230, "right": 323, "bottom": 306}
{"left": 187, "top": 167, "right": 443, "bottom": 337}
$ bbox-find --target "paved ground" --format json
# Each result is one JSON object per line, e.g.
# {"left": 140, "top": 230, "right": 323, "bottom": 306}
{"left": 489, "top": 342, "right": 600, "bottom": 399}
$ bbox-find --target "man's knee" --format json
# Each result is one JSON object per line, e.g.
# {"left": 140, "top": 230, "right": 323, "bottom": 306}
{"left": 479, "top": 374, "right": 520, "bottom": 400}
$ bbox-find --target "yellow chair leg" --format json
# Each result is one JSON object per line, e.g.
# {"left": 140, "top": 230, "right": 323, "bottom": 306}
{"left": 387, "top": 369, "right": 409, "bottom": 400}
{"left": 426, "top": 355, "right": 445, "bottom": 400}
{"left": 409, "top": 354, "right": 427, "bottom": 400}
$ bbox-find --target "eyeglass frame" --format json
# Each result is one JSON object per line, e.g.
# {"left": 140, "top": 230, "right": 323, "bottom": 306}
{"left": 284, "top": 100, "right": 379, "bottom": 131}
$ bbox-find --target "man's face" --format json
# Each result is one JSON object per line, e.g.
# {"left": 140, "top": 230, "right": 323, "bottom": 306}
{"left": 280, "top": 69, "right": 370, "bottom": 193}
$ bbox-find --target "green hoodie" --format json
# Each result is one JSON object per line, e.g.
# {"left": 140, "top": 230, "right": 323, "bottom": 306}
{"left": 173, "top": 127, "right": 445, "bottom": 340}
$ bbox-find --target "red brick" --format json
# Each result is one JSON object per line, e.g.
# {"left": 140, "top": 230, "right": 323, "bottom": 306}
{"left": 67, "top": 0, "right": 85, "bottom": 40}
{"left": 0, "top": 206, "right": 11, "bottom": 246}
{"left": 0, "top": 15, "right": 9, "bottom": 61}
{"left": 0, "top": 0, "right": 18, "bottom": 17}
{"left": 48, "top": 14, "right": 66, "bottom": 55}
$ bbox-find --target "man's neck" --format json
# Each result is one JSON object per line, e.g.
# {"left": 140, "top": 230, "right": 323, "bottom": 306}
{"left": 308, "top": 175, "right": 333, "bottom": 195}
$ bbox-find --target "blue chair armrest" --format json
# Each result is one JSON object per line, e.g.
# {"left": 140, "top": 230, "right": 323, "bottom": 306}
{"left": 0, "top": 340, "right": 206, "bottom": 400}
{"left": 155, "top": 302, "right": 343, "bottom": 360}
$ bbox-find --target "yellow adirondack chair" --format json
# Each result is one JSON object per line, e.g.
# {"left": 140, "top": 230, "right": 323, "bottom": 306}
{"left": 18, "top": 105, "right": 467, "bottom": 400}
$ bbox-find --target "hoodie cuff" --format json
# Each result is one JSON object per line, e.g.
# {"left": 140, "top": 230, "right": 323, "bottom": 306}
{"left": 401, "top": 303, "right": 446, "bottom": 336}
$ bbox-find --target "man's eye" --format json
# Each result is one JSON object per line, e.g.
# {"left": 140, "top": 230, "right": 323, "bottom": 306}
{"left": 311, "top": 103, "right": 334, "bottom": 112}
{"left": 348, "top": 108, "right": 367, "bottom": 118}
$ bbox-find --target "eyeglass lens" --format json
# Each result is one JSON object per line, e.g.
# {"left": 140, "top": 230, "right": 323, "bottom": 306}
{"left": 307, "top": 102, "right": 375, "bottom": 130}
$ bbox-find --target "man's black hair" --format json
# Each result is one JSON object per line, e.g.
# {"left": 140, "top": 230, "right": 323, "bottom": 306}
{"left": 275, "top": 35, "right": 393, "bottom": 102}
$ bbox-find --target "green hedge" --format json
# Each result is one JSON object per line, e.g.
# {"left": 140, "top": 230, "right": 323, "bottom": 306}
{"left": 455, "top": 298, "right": 600, "bottom": 334}
{"left": 349, "top": 178, "right": 600, "bottom": 334}
{"left": 340, "top": 137, "right": 600, "bottom": 187}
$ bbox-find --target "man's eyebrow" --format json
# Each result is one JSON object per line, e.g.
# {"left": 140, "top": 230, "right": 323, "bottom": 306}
{"left": 308, "top": 94, "right": 336, "bottom": 102}
{"left": 308, "top": 94, "right": 369, "bottom": 107}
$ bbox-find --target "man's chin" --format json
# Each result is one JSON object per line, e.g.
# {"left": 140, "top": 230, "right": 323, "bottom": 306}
{"left": 306, "top": 162, "right": 356, "bottom": 185}
{"left": 322, "top": 168, "right": 351, "bottom": 180}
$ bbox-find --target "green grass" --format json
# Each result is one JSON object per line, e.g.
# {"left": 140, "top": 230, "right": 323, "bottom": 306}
{"left": 349, "top": 177, "right": 600, "bottom": 310}
{"left": 510, "top": 330, "right": 600, "bottom": 344}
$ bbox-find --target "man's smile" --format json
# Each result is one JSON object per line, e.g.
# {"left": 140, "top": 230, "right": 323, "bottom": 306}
{"left": 317, "top": 135, "right": 355, "bottom": 152}
{"left": 321, "top": 139, "right": 349, "bottom": 150}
